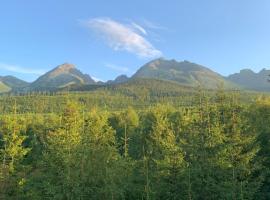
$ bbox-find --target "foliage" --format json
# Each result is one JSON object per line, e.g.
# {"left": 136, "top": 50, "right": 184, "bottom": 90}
{"left": 0, "top": 89, "right": 268, "bottom": 199}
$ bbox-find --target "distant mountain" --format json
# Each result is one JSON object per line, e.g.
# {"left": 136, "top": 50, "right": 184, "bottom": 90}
{"left": 227, "top": 68, "right": 270, "bottom": 91}
{"left": 0, "top": 59, "right": 270, "bottom": 94}
{"left": 106, "top": 74, "right": 129, "bottom": 84}
{"left": 0, "top": 76, "right": 29, "bottom": 93}
{"left": 132, "top": 58, "right": 236, "bottom": 89}
{"left": 29, "top": 63, "right": 96, "bottom": 91}
{"left": 1, "top": 76, "right": 29, "bottom": 88}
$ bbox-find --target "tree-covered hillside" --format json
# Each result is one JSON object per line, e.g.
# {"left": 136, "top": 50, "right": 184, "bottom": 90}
{"left": 0, "top": 79, "right": 265, "bottom": 114}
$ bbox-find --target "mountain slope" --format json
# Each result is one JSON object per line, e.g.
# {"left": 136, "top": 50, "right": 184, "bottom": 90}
{"left": 66, "top": 77, "right": 196, "bottom": 96}
{"left": 29, "top": 63, "right": 95, "bottom": 90}
{"left": 1, "top": 76, "right": 29, "bottom": 88}
{"left": 0, "top": 81, "right": 11, "bottom": 93}
{"left": 0, "top": 76, "right": 29, "bottom": 93}
{"left": 227, "top": 68, "right": 270, "bottom": 91}
{"left": 132, "top": 58, "right": 236, "bottom": 89}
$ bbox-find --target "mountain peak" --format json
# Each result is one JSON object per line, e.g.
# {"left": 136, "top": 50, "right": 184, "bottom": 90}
{"left": 106, "top": 74, "right": 129, "bottom": 84}
{"left": 259, "top": 68, "right": 269, "bottom": 74}
{"left": 239, "top": 69, "right": 255, "bottom": 74}
{"left": 132, "top": 58, "right": 234, "bottom": 89}
{"left": 114, "top": 74, "right": 129, "bottom": 83}
{"left": 53, "top": 63, "right": 76, "bottom": 72}
{"left": 29, "top": 63, "right": 95, "bottom": 90}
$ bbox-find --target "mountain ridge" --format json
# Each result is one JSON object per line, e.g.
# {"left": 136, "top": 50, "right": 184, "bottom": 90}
{"left": 0, "top": 58, "right": 269, "bottom": 93}
{"left": 132, "top": 58, "right": 237, "bottom": 89}
{"left": 226, "top": 68, "right": 270, "bottom": 91}
{"left": 0, "top": 75, "right": 30, "bottom": 92}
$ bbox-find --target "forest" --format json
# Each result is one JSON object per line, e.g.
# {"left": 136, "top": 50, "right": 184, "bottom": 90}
{"left": 0, "top": 87, "right": 270, "bottom": 200}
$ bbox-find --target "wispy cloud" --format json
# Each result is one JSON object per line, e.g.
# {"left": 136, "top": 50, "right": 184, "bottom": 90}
{"left": 105, "top": 63, "right": 129, "bottom": 73}
{"left": 131, "top": 22, "right": 147, "bottom": 35}
{"left": 83, "top": 17, "right": 162, "bottom": 58}
{"left": 142, "top": 19, "right": 168, "bottom": 30}
{"left": 0, "top": 63, "right": 46, "bottom": 75}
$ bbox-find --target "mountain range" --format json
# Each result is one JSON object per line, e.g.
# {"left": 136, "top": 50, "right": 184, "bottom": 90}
{"left": 1, "top": 58, "right": 269, "bottom": 93}
{"left": 227, "top": 68, "right": 270, "bottom": 91}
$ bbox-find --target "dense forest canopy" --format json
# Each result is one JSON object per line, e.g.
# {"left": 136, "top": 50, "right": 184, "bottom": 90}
{"left": 0, "top": 86, "right": 270, "bottom": 199}
{"left": 0, "top": 79, "right": 267, "bottom": 114}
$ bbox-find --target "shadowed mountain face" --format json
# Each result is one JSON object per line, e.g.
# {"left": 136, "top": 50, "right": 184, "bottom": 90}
{"left": 29, "top": 63, "right": 96, "bottom": 90}
{"left": 226, "top": 68, "right": 270, "bottom": 91}
{"left": 132, "top": 58, "right": 235, "bottom": 89}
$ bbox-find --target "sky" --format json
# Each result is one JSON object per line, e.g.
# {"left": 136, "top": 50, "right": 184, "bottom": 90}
{"left": 1, "top": 0, "right": 270, "bottom": 82}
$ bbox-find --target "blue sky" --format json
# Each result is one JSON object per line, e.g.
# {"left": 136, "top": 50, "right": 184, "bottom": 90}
{"left": 0, "top": 0, "right": 270, "bottom": 82}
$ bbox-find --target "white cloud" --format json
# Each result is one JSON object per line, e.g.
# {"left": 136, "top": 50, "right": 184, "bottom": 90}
{"left": 0, "top": 63, "right": 46, "bottom": 75}
{"left": 105, "top": 63, "right": 129, "bottom": 73}
{"left": 131, "top": 22, "right": 147, "bottom": 35}
{"left": 84, "top": 18, "right": 162, "bottom": 58}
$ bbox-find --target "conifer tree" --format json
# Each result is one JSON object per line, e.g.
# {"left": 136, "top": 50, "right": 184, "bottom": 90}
{"left": 109, "top": 107, "right": 139, "bottom": 158}
{"left": 34, "top": 101, "right": 82, "bottom": 199}
{"left": 137, "top": 105, "right": 186, "bottom": 199}
{"left": 248, "top": 98, "right": 270, "bottom": 199}
{"left": 0, "top": 102, "right": 29, "bottom": 198}
{"left": 216, "top": 90, "right": 259, "bottom": 199}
